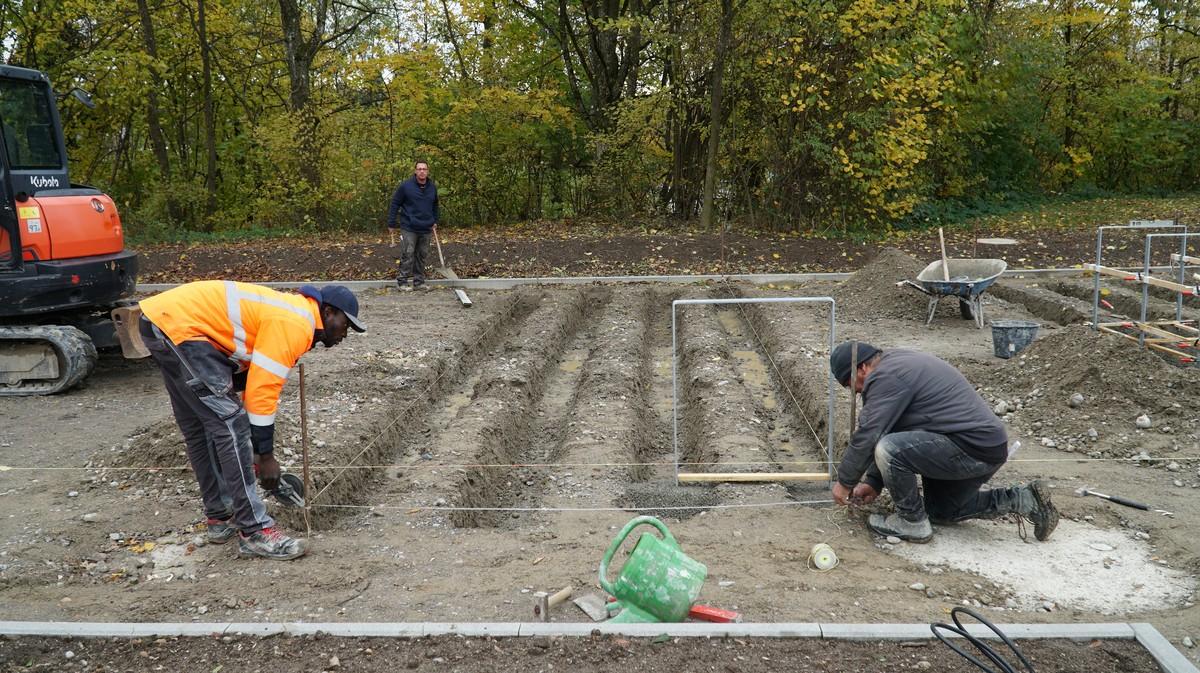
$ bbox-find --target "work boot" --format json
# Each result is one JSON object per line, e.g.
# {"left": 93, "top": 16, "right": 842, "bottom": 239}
{"left": 1017, "top": 480, "right": 1059, "bottom": 541}
{"left": 204, "top": 518, "right": 236, "bottom": 544}
{"left": 237, "top": 526, "right": 307, "bottom": 561}
{"left": 867, "top": 513, "right": 933, "bottom": 543}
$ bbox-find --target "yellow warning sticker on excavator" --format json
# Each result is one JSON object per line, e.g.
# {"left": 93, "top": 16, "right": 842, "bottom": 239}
{"left": 17, "top": 206, "right": 39, "bottom": 219}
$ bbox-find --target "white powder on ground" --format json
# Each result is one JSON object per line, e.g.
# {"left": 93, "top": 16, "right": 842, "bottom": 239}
{"left": 891, "top": 519, "right": 1194, "bottom": 614}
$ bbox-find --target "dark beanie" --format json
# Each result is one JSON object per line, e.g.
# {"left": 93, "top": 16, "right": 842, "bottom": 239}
{"left": 830, "top": 341, "right": 880, "bottom": 386}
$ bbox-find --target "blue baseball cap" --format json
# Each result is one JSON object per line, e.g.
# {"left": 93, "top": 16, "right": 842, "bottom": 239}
{"left": 317, "top": 285, "right": 366, "bottom": 332}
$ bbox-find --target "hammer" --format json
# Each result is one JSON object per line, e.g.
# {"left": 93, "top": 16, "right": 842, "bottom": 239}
{"left": 1075, "top": 487, "right": 1173, "bottom": 516}
{"left": 533, "top": 586, "right": 572, "bottom": 621}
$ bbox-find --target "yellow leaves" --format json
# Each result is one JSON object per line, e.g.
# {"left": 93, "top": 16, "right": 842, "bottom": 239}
{"left": 128, "top": 541, "right": 156, "bottom": 554}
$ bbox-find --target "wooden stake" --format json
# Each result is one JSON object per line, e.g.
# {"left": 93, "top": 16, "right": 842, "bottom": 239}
{"left": 721, "top": 222, "right": 727, "bottom": 276}
{"left": 938, "top": 227, "right": 950, "bottom": 281}
{"left": 299, "top": 363, "right": 312, "bottom": 536}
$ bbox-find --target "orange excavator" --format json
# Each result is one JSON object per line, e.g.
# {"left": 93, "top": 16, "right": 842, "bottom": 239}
{"left": 0, "top": 65, "right": 138, "bottom": 394}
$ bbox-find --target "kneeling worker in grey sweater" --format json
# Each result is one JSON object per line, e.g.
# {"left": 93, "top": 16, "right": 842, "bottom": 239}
{"left": 829, "top": 341, "right": 1057, "bottom": 543}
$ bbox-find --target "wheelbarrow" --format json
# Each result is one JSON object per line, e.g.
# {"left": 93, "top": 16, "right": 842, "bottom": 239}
{"left": 898, "top": 258, "right": 1007, "bottom": 328}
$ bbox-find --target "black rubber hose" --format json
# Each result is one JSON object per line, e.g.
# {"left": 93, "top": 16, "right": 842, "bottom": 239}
{"left": 931, "top": 606, "right": 1036, "bottom": 673}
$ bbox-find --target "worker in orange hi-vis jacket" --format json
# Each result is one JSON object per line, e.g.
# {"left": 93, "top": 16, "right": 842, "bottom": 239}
{"left": 138, "top": 281, "right": 366, "bottom": 560}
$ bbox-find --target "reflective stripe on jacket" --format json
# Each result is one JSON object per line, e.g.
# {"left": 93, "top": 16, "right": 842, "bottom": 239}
{"left": 139, "top": 280, "right": 320, "bottom": 425}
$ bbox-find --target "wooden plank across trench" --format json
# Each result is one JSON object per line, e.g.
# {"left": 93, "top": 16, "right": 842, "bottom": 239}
{"left": 677, "top": 472, "right": 829, "bottom": 483}
{"left": 1085, "top": 263, "right": 1200, "bottom": 296}
{"left": 1097, "top": 321, "right": 1199, "bottom": 363}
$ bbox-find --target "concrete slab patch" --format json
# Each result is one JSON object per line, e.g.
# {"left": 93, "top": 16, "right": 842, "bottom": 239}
{"left": 146, "top": 540, "right": 201, "bottom": 578}
{"left": 890, "top": 519, "right": 1194, "bottom": 614}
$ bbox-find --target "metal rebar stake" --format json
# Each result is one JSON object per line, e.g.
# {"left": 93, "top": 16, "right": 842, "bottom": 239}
{"left": 299, "top": 362, "right": 312, "bottom": 536}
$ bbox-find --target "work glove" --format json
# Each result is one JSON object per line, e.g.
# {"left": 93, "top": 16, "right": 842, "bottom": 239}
{"left": 254, "top": 453, "right": 281, "bottom": 492}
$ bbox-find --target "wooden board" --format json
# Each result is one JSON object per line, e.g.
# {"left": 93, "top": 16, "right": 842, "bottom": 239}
{"left": 1097, "top": 325, "right": 1197, "bottom": 363}
{"left": 436, "top": 266, "right": 472, "bottom": 307}
{"left": 1085, "top": 263, "right": 1200, "bottom": 296}
{"left": 677, "top": 472, "right": 829, "bottom": 483}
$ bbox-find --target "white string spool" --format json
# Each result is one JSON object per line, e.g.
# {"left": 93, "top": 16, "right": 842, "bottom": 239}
{"left": 808, "top": 542, "right": 839, "bottom": 572}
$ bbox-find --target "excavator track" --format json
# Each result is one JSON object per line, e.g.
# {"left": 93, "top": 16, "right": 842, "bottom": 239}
{"left": 0, "top": 325, "right": 97, "bottom": 395}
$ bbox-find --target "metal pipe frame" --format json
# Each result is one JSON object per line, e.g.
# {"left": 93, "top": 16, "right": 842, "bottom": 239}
{"left": 1091, "top": 221, "right": 1186, "bottom": 331}
{"left": 1145, "top": 232, "right": 1196, "bottom": 322}
{"left": 671, "top": 296, "right": 837, "bottom": 485}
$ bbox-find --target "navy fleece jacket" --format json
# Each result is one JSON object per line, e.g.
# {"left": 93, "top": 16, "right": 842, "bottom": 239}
{"left": 386, "top": 176, "right": 439, "bottom": 233}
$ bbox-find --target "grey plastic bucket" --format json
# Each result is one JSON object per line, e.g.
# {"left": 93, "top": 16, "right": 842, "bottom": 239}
{"left": 990, "top": 320, "right": 1039, "bottom": 359}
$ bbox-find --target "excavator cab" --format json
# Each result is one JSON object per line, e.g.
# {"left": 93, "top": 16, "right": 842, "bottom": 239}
{"left": 0, "top": 65, "right": 138, "bottom": 394}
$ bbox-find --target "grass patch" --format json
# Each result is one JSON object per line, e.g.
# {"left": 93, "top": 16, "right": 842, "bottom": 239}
{"left": 899, "top": 192, "right": 1200, "bottom": 237}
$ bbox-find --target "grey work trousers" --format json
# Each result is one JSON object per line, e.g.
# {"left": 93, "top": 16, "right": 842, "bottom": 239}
{"left": 874, "top": 430, "right": 1022, "bottom": 523}
{"left": 139, "top": 317, "right": 273, "bottom": 533}
{"left": 397, "top": 229, "right": 432, "bottom": 286}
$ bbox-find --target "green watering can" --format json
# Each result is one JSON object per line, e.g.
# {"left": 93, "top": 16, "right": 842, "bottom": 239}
{"left": 599, "top": 516, "right": 707, "bottom": 623}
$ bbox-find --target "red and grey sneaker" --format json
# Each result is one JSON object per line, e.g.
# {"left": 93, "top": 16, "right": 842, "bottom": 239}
{"left": 204, "top": 518, "right": 236, "bottom": 545}
{"left": 236, "top": 526, "right": 307, "bottom": 560}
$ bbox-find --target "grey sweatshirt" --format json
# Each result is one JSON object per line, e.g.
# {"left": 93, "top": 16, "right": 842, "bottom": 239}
{"left": 837, "top": 349, "right": 1008, "bottom": 488}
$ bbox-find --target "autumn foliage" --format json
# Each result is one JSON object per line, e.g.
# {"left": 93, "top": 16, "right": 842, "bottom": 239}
{"left": 3, "top": 0, "right": 1198, "bottom": 237}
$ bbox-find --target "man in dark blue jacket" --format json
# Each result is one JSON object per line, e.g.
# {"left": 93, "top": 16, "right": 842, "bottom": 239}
{"left": 387, "top": 160, "right": 439, "bottom": 290}
{"left": 829, "top": 341, "right": 1058, "bottom": 543}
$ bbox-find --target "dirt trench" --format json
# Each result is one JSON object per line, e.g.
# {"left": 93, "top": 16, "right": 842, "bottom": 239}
{"left": 358, "top": 284, "right": 836, "bottom": 528}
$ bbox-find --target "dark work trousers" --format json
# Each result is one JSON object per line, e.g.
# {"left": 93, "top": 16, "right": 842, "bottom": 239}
{"left": 139, "top": 317, "right": 273, "bottom": 534}
{"left": 874, "top": 430, "right": 1022, "bottom": 523}
{"left": 397, "top": 229, "right": 432, "bottom": 286}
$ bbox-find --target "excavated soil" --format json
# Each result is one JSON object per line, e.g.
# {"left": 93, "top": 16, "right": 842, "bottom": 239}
{"left": 2, "top": 253, "right": 1199, "bottom": 668}
{"left": 0, "top": 633, "right": 1160, "bottom": 673}
{"left": 833, "top": 248, "right": 934, "bottom": 321}
{"left": 960, "top": 325, "right": 1200, "bottom": 460}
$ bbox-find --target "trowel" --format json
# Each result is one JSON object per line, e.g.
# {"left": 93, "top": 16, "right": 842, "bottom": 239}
{"left": 572, "top": 593, "right": 609, "bottom": 622}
